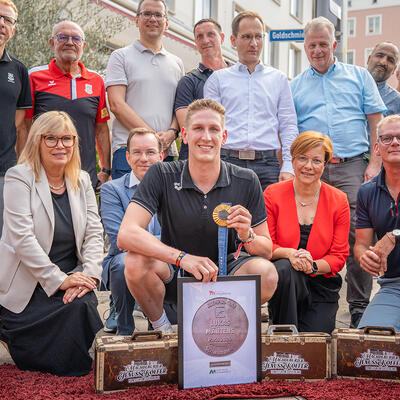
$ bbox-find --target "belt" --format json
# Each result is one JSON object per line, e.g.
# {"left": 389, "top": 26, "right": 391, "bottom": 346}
{"left": 329, "top": 153, "right": 365, "bottom": 164}
{"left": 221, "top": 148, "right": 276, "bottom": 160}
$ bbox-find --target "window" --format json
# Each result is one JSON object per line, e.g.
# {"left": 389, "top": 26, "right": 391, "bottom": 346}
{"left": 347, "top": 50, "right": 355, "bottom": 65}
{"left": 165, "top": 0, "right": 175, "bottom": 13}
{"left": 348, "top": 18, "right": 356, "bottom": 37}
{"left": 194, "top": 0, "right": 217, "bottom": 22}
{"left": 290, "top": 0, "right": 303, "bottom": 21}
{"left": 365, "top": 48, "right": 373, "bottom": 66}
{"left": 263, "top": 29, "right": 279, "bottom": 68}
{"left": 288, "top": 46, "right": 301, "bottom": 79}
{"left": 366, "top": 15, "right": 381, "bottom": 35}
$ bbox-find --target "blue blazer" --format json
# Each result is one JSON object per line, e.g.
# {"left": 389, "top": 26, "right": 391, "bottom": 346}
{"left": 100, "top": 173, "right": 160, "bottom": 288}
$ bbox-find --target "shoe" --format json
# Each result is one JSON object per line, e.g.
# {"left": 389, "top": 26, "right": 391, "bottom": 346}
{"left": 350, "top": 312, "right": 363, "bottom": 329}
{"left": 156, "top": 322, "right": 174, "bottom": 334}
{"left": 103, "top": 298, "right": 117, "bottom": 333}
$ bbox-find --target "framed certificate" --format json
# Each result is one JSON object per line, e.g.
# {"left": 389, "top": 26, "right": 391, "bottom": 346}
{"left": 177, "top": 275, "right": 261, "bottom": 389}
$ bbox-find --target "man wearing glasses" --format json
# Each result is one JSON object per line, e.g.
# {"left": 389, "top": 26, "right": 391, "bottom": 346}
{"left": 204, "top": 10, "right": 298, "bottom": 190}
{"left": 0, "top": 0, "right": 32, "bottom": 234}
{"left": 106, "top": 0, "right": 183, "bottom": 178}
{"left": 354, "top": 115, "right": 400, "bottom": 332}
{"left": 25, "top": 20, "right": 111, "bottom": 190}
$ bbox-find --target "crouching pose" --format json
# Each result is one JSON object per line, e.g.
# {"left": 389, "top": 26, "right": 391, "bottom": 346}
{"left": 118, "top": 99, "right": 278, "bottom": 333}
{"left": 0, "top": 111, "right": 104, "bottom": 376}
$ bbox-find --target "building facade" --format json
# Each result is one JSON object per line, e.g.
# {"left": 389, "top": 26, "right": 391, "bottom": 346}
{"left": 347, "top": 0, "right": 400, "bottom": 88}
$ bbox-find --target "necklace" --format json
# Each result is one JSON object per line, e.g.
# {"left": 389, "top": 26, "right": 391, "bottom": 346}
{"left": 293, "top": 181, "right": 321, "bottom": 207}
{"left": 49, "top": 181, "right": 65, "bottom": 190}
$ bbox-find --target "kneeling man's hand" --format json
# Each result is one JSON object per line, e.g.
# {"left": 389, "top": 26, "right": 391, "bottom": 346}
{"left": 227, "top": 205, "right": 252, "bottom": 241}
{"left": 180, "top": 254, "right": 218, "bottom": 283}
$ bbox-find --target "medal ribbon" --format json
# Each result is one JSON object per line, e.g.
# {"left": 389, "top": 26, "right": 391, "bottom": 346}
{"left": 213, "top": 203, "right": 231, "bottom": 276}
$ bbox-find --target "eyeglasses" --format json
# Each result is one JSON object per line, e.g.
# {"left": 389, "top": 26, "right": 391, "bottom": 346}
{"left": 53, "top": 33, "right": 85, "bottom": 45}
{"left": 378, "top": 134, "right": 400, "bottom": 145}
{"left": 0, "top": 14, "right": 16, "bottom": 26}
{"left": 238, "top": 33, "right": 264, "bottom": 42}
{"left": 295, "top": 155, "right": 325, "bottom": 167}
{"left": 42, "top": 135, "right": 75, "bottom": 148}
{"left": 129, "top": 149, "right": 160, "bottom": 158}
{"left": 138, "top": 11, "right": 166, "bottom": 20}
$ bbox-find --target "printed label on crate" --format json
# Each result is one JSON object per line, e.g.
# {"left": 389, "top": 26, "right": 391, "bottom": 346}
{"left": 354, "top": 349, "right": 400, "bottom": 372}
{"left": 117, "top": 360, "right": 168, "bottom": 383}
{"left": 262, "top": 352, "right": 309, "bottom": 375}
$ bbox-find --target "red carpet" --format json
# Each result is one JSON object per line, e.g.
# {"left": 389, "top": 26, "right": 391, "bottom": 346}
{"left": 1, "top": 364, "right": 400, "bottom": 400}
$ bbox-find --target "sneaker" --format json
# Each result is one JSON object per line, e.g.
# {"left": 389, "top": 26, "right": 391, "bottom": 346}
{"left": 154, "top": 322, "right": 174, "bottom": 334}
{"left": 103, "top": 298, "right": 117, "bottom": 333}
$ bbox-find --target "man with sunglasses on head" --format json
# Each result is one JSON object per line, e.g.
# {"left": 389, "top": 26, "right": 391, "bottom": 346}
{"left": 25, "top": 21, "right": 111, "bottom": 190}
{"left": 0, "top": 0, "right": 32, "bottom": 234}
{"left": 354, "top": 115, "right": 400, "bottom": 332}
{"left": 204, "top": 10, "right": 298, "bottom": 190}
{"left": 106, "top": 0, "right": 183, "bottom": 177}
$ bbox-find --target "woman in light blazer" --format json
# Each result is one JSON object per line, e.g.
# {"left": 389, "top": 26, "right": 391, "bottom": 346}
{"left": 0, "top": 111, "right": 104, "bottom": 376}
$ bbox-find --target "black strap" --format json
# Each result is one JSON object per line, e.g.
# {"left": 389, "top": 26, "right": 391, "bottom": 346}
{"left": 187, "top": 68, "right": 208, "bottom": 83}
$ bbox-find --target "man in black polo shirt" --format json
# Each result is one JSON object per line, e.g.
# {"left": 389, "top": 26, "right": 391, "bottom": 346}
{"left": 0, "top": 0, "right": 32, "bottom": 233}
{"left": 118, "top": 99, "right": 278, "bottom": 333}
{"left": 354, "top": 114, "right": 400, "bottom": 332}
{"left": 174, "top": 18, "right": 231, "bottom": 160}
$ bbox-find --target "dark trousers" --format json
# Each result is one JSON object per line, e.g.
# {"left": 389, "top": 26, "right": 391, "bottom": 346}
{"left": 221, "top": 154, "right": 280, "bottom": 191}
{"left": 321, "top": 156, "right": 372, "bottom": 319}
{"left": 269, "top": 259, "right": 341, "bottom": 334}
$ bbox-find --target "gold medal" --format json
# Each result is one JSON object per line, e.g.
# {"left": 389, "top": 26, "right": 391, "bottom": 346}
{"left": 213, "top": 204, "right": 231, "bottom": 227}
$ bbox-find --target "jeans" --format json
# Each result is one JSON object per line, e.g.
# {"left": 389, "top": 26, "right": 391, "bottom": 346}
{"left": 111, "top": 147, "right": 131, "bottom": 180}
{"left": 221, "top": 154, "right": 280, "bottom": 191}
{"left": 321, "top": 156, "right": 371, "bottom": 318}
{"left": 108, "top": 252, "right": 136, "bottom": 335}
{"left": 358, "top": 276, "right": 400, "bottom": 332}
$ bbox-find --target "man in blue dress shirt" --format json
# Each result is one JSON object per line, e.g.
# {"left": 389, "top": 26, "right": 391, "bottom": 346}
{"left": 367, "top": 42, "right": 400, "bottom": 116}
{"left": 204, "top": 10, "right": 298, "bottom": 190}
{"left": 100, "top": 128, "right": 163, "bottom": 334}
{"left": 290, "top": 17, "right": 386, "bottom": 328}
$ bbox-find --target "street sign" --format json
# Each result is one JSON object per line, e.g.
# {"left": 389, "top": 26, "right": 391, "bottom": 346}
{"left": 270, "top": 29, "right": 304, "bottom": 42}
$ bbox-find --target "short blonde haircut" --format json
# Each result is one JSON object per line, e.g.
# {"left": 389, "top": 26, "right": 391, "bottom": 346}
{"left": 185, "top": 99, "right": 225, "bottom": 128}
{"left": 291, "top": 131, "right": 333, "bottom": 163}
{"left": 0, "top": 0, "right": 17, "bottom": 19}
{"left": 304, "top": 17, "right": 335, "bottom": 43}
{"left": 19, "top": 111, "right": 81, "bottom": 191}
{"left": 377, "top": 114, "right": 400, "bottom": 136}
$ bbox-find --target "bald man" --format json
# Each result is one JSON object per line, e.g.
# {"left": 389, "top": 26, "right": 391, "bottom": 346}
{"left": 25, "top": 20, "right": 111, "bottom": 189}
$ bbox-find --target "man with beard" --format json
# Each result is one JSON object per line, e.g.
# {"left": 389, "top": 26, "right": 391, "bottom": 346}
{"left": 367, "top": 42, "right": 400, "bottom": 116}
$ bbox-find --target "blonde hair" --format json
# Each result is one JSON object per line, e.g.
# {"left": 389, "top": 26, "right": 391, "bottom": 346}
{"left": 304, "top": 17, "right": 335, "bottom": 43}
{"left": 186, "top": 99, "right": 225, "bottom": 128}
{"left": 377, "top": 114, "right": 400, "bottom": 135}
{"left": 18, "top": 111, "right": 81, "bottom": 191}
{"left": 0, "top": 0, "right": 18, "bottom": 19}
{"left": 291, "top": 131, "right": 333, "bottom": 163}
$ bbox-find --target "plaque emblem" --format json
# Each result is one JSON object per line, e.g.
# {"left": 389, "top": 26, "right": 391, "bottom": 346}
{"left": 192, "top": 297, "right": 248, "bottom": 357}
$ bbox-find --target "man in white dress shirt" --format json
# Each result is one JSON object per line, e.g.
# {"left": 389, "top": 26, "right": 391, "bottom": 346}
{"left": 204, "top": 10, "right": 298, "bottom": 190}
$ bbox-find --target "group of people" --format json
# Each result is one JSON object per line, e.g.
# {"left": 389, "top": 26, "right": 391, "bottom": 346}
{"left": 0, "top": 0, "right": 399, "bottom": 379}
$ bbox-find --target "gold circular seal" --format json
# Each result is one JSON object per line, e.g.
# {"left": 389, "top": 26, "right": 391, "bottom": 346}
{"left": 213, "top": 204, "right": 231, "bottom": 227}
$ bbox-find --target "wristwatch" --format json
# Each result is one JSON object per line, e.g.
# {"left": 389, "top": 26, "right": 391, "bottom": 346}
{"left": 101, "top": 167, "right": 111, "bottom": 175}
{"left": 392, "top": 229, "right": 400, "bottom": 243}
{"left": 310, "top": 262, "right": 318, "bottom": 275}
{"left": 240, "top": 228, "right": 255, "bottom": 244}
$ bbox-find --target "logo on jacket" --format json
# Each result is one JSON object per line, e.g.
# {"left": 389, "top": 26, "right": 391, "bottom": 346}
{"left": 7, "top": 73, "right": 14, "bottom": 83}
{"left": 48, "top": 80, "right": 56, "bottom": 86}
{"left": 85, "top": 84, "right": 93, "bottom": 94}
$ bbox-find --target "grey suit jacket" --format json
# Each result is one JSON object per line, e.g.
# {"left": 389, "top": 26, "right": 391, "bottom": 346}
{"left": 0, "top": 163, "right": 103, "bottom": 313}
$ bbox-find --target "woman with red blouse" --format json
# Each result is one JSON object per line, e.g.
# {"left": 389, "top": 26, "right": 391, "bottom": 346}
{"left": 264, "top": 131, "right": 350, "bottom": 333}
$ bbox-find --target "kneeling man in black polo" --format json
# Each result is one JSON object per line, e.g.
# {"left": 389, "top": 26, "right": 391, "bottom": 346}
{"left": 118, "top": 99, "right": 278, "bottom": 333}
